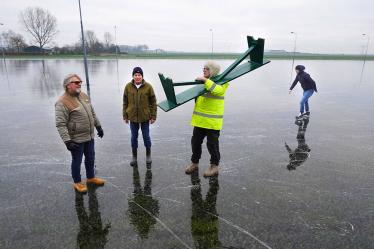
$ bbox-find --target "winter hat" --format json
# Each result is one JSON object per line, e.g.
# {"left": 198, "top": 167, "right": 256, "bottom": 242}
{"left": 295, "top": 65, "right": 305, "bottom": 71}
{"left": 204, "top": 61, "right": 220, "bottom": 78}
{"left": 132, "top": 67, "right": 143, "bottom": 76}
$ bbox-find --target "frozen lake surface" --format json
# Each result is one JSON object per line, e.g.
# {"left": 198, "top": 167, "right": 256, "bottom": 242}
{"left": 0, "top": 59, "right": 373, "bottom": 248}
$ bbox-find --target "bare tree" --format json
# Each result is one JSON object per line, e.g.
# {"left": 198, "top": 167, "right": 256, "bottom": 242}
{"left": 10, "top": 34, "right": 27, "bottom": 53}
{"left": 84, "top": 30, "right": 103, "bottom": 53}
{"left": 1, "top": 30, "right": 27, "bottom": 53}
{"left": 103, "top": 32, "right": 113, "bottom": 49}
{"left": 20, "top": 7, "right": 58, "bottom": 49}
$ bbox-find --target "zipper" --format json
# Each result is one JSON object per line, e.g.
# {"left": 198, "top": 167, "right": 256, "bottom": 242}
{"left": 78, "top": 96, "right": 93, "bottom": 137}
{"left": 133, "top": 82, "right": 143, "bottom": 123}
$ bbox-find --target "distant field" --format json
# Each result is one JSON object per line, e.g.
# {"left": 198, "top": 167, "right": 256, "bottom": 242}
{"left": 4, "top": 52, "right": 374, "bottom": 60}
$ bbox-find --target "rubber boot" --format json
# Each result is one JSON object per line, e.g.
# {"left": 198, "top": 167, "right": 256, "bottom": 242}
{"left": 146, "top": 147, "right": 152, "bottom": 165}
{"left": 130, "top": 148, "right": 137, "bottom": 166}
{"left": 203, "top": 164, "right": 219, "bottom": 178}
{"left": 185, "top": 163, "right": 199, "bottom": 174}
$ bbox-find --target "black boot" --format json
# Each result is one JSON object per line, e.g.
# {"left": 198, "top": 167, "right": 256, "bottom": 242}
{"left": 146, "top": 147, "right": 152, "bottom": 165}
{"left": 130, "top": 148, "right": 137, "bottom": 166}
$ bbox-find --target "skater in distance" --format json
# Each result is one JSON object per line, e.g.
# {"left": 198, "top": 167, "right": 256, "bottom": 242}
{"left": 289, "top": 65, "right": 318, "bottom": 119}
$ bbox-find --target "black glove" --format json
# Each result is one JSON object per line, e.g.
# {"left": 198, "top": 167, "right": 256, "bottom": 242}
{"left": 96, "top": 126, "right": 104, "bottom": 138}
{"left": 65, "top": 141, "right": 79, "bottom": 151}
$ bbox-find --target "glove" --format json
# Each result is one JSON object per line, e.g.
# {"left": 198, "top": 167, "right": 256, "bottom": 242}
{"left": 96, "top": 126, "right": 104, "bottom": 138}
{"left": 65, "top": 141, "right": 79, "bottom": 151}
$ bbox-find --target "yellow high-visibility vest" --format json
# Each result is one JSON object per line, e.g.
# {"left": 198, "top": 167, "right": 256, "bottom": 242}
{"left": 191, "top": 79, "right": 229, "bottom": 130}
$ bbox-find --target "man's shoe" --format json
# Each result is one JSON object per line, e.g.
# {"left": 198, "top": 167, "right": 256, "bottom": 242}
{"left": 203, "top": 164, "right": 219, "bottom": 178}
{"left": 73, "top": 182, "right": 87, "bottom": 193}
{"left": 185, "top": 163, "right": 198, "bottom": 174}
{"left": 86, "top": 177, "right": 105, "bottom": 186}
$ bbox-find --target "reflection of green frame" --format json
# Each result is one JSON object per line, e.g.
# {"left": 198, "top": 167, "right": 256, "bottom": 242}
{"left": 157, "top": 36, "right": 271, "bottom": 112}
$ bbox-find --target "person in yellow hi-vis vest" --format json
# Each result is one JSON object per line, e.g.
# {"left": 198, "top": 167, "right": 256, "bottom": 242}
{"left": 185, "top": 61, "right": 229, "bottom": 177}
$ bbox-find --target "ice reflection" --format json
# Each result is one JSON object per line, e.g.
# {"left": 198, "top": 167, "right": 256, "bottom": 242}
{"left": 75, "top": 186, "right": 111, "bottom": 249}
{"left": 190, "top": 172, "right": 220, "bottom": 249}
{"left": 285, "top": 117, "right": 311, "bottom": 170}
{"left": 32, "top": 60, "right": 61, "bottom": 97}
{"left": 127, "top": 166, "right": 160, "bottom": 239}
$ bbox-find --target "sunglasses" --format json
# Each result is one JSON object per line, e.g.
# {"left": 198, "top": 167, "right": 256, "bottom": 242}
{"left": 70, "top": 81, "right": 82, "bottom": 85}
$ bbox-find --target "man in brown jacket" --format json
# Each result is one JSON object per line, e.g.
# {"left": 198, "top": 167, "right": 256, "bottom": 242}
{"left": 123, "top": 67, "right": 157, "bottom": 166}
{"left": 55, "top": 74, "right": 105, "bottom": 193}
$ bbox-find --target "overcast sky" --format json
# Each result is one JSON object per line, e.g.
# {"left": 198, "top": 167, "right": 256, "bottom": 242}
{"left": 1, "top": 0, "right": 373, "bottom": 54}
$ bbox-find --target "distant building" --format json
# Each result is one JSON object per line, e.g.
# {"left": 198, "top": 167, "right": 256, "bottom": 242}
{"left": 266, "top": 50, "right": 290, "bottom": 55}
{"left": 23, "top": 46, "right": 53, "bottom": 54}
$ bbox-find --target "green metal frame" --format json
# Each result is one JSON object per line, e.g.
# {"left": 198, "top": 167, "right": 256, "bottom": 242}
{"left": 158, "top": 36, "right": 270, "bottom": 112}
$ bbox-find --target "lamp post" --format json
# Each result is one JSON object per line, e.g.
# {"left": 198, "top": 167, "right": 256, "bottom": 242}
{"left": 360, "top": 33, "right": 370, "bottom": 83}
{"left": 0, "top": 23, "right": 6, "bottom": 64}
{"left": 209, "top": 28, "right": 213, "bottom": 58}
{"left": 77, "top": 0, "right": 90, "bottom": 97}
{"left": 0, "top": 23, "right": 10, "bottom": 89}
{"left": 290, "top": 31, "right": 297, "bottom": 82}
{"left": 114, "top": 25, "right": 119, "bottom": 91}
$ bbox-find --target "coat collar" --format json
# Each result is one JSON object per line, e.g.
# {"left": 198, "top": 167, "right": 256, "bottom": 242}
{"left": 131, "top": 79, "right": 145, "bottom": 87}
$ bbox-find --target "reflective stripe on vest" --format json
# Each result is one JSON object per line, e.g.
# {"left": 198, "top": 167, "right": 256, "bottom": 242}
{"left": 208, "top": 83, "right": 217, "bottom": 92}
{"left": 193, "top": 111, "right": 223, "bottom": 119}
{"left": 202, "top": 93, "right": 224, "bottom": 100}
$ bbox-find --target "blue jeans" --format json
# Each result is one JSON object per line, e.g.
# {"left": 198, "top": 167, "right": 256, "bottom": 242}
{"left": 130, "top": 122, "right": 151, "bottom": 149}
{"left": 300, "top": 89, "right": 314, "bottom": 113}
{"left": 70, "top": 139, "right": 95, "bottom": 183}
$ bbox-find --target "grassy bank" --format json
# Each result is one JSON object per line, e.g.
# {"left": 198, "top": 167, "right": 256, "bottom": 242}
{"left": 3, "top": 52, "right": 374, "bottom": 60}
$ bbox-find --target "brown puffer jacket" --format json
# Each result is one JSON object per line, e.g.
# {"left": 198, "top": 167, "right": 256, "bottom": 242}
{"left": 55, "top": 92, "right": 101, "bottom": 143}
{"left": 123, "top": 80, "right": 157, "bottom": 123}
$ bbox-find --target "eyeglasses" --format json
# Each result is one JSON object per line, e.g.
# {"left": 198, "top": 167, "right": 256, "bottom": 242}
{"left": 70, "top": 81, "right": 82, "bottom": 85}
{"left": 203, "top": 67, "right": 210, "bottom": 71}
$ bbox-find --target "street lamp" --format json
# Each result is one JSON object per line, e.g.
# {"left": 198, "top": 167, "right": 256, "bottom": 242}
{"left": 290, "top": 31, "right": 298, "bottom": 81}
{"left": 114, "top": 25, "right": 119, "bottom": 91}
{"left": 209, "top": 28, "right": 213, "bottom": 58}
{"left": 0, "top": 23, "right": 5, "bottom": 59}
{"left": 77, "top": 0, "right": 91, "bottom": 97}
{"left": 360, "top": 33, "right": 370, "bottom": 83}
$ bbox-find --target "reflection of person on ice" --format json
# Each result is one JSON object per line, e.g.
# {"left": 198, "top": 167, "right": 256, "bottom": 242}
{"left": 190, "top": 172, "right": 220, "bottom": 248}
{"left": 285, "top": 118, "right": 311, "bottom": 170}
{"left": 185, "top": 61, "right": 229, "bottom": 177}
{"left": 75, "top": 186, "right": 111, "bottom": 249}
{"left": 289, "top": 65, "right": 318, "bottom": 119}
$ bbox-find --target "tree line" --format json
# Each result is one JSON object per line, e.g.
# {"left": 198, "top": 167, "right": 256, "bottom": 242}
{"left": 1, "top": 6, "right": 152, "bottom": 55}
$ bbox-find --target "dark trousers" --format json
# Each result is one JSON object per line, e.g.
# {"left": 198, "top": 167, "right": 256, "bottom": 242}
{"left": 191, "top": 127, "right": 220, "bottom": 165}
{"left": 70, "top": 139, "right": 95, "bottom": 183}
{"left": 130, "top": 121, "right": 151, "bottom": 149}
